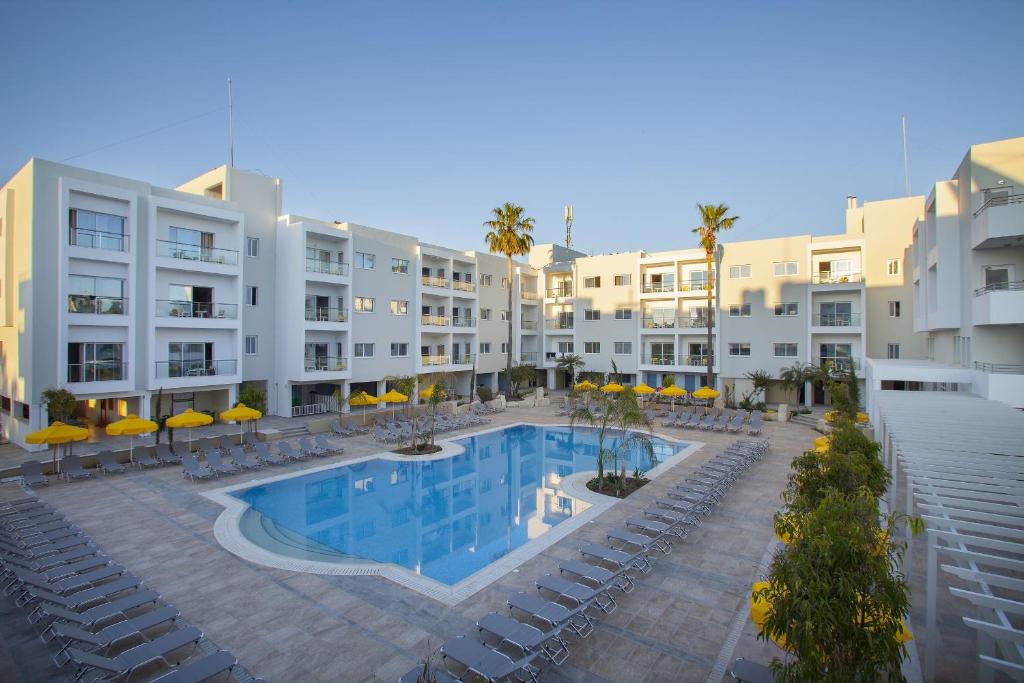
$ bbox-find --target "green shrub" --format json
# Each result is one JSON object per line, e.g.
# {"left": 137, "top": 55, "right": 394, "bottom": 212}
{"left": 477, "top": 385, "right": 493, "bottom": 402}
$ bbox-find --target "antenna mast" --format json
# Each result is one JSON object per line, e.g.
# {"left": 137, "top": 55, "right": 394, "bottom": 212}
{"left": 564, "top": 204, "right": 574, "bottom": 249}
{"left": 901, "top": 114, "right": 910, "bottom": 196}
{"left": 228, "top": 78, "right": 235, "bottom": 168}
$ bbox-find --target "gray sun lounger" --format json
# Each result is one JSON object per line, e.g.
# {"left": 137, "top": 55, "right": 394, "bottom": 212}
{"left": 150, "top": 650, "right": 238, "bottom": 683}
{"left": 243, "top": 432, "right": 261, "bottom": 449}
{"left": 2, "top": 513, "right": 66, "bottom": 533}
{"left": 1, "top": 522, "right": 79, "bottom": 547}
{"left": 1, "top": 534, "right": 94, "bottom": 560}
{"left": 228, "top": 446, "right": 260, "bottom": 471}
{"left": 62, "top": 454, "right": 92, "bottom": 481}
{"left": 172, "top": 442, "right": 192, "bottom": 461}
{"left": 0, "top": 544, "right": 100, "bottom": 574}
{"left": 203, "top": 448, "right": 237, "bottom": 475}
{"left": 37, "top": 589, "right": 161, "bottom": 633}
{"left": 536, "top": 573, "right": 616, "bottom": 614}
{"left": 748, "top": 415, "right": 763, "bottom": 435}
{"left": 133, "top": 448, "right": 160, "bottom": 468}
{"left": 558, "top": 558, "right": 635, "bottom": 594}
{"left": 315, "top": 434, "right": 342, "bottom": 454}
{"left": 624, "top": 516, "right": 680, "bottom": 547}
{"left": 607, "top": 527, "right": 670, "bottom": 557}
{"left": 97, "top": 451, "right": 128, "bottom": 475}
{"left": 440, "top": 634, "right": 540, "bottom": 683}
{"left": 579, "top": 542, "right": 653, "bottom": 575}
{"left": 25, "top": 574, "right": 142, "bottom": 619}
{"left": 66, "top": 624, "right": 204, "bottom": 683}
{"left": 154, "top": 444, "right": 180, "bottom": 465}
{"left": 728, "top": 414, "right": 745, "bottom": 433}
{"left": 643, "top": 507, "right": 700, "bottom": 531}
{"left": 252, "top": 442, "right": 286, "bottom": 466}
{"left": 699, "top": 414, "right": 717, "bottom": 430}
{"left": 20, "top": 461, "right": 49, "bottom": 487}
{"left": 477, "top": 611, "right": 570, "bottom": 666}
{"left": 181, "top": 454, "right": 214, "bottom": 483}
{"left": 656, "top": 496, "right": 712, "bottom": 517}
{"left": 507, "top": 590, "right": 594, "bottom": 639}
{"left": 52, "top": 604, "right": 181, "bottom": 665}
{"left": 730, "top": 657, "right": 776, "bottom": 683}
{"left": 299, "top": 437, "right": 327, "bottom": 457}
{"left": 277, "top": 441, "right": 311, "bottom": 461}
{"left": 2, "top": 553, "right": 110, "bottom": 592}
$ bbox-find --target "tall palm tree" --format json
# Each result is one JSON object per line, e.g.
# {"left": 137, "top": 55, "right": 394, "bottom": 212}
{"left": 692, "top": 203, "right": 739, "bottom": 390}
{"left": 555, "top": 353, "right": 585, "bottom": 386}
{"left": 484, "top": 203, "right": 536, "bottom": 399}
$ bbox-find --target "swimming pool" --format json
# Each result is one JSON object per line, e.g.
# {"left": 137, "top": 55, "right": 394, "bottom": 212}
{"left": 211, "top": 424, "right": 694, "bottom": 598}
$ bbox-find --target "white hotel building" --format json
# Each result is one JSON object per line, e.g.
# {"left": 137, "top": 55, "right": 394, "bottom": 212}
{"left": 1, "top": 136, "right": 1021, "bottom": 450}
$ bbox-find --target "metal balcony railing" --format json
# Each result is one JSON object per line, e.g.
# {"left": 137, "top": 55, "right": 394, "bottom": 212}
{"left": 422, "top": 275, "right": 450, "bottom": 288}
{"left": 545, "top": 318, "right": 574, "bottom": 330}
{"left": 812, "top": 313, "right": 862, "bottom": 327}
{"left": 67, "top": 295, "right": 127, "bottom": 315}
{"left": 421, "top": 354, "right": 451, "bottom": 366}
{"left": 973, "top": 193, "right": 1024, "bottom": 218}
{"left": 67, "top": 362, "right": 127, "bottom": 383}
{"left": 521, "top": 320, "right": 538, "bottom": 330}
{"left": 70, "top": 228, "right": 129, "bottom": 252}
{"left": 304, "top": 307, "right": 348, "bottom": 322}
{"left": 155, "top": 359, "right": 237, "bottom": 378}
{"left": 451, "top": 354, "right": 476, "bottom": 366}
{"left": 452, "top": 280, "right": 475, "bottom": 292}
{"left": 679, "top": 280, "right": 712, "bottom": 292}
{"left": 641, "top": 355, "right": 675, "bottom": 365}
{"left": 811, "top": 272, "right": 862, "bottom": 285}
{"left": 451, "top": 317, "right": 475, "bottom": 328}
{"left": 520, "top": 352, "right": 538, "bottom": 364}
{"left": 156, "top": 240, "right": 238, "bottom": 265}
{"left": 817, "top": 357, "right": 852, "bottom": 371}
{"left": 520, "top": 290, "right": 538, "bottom": 300}
{"left": 155, "top": 300, "right": 238, "bottom": 319}
{"left": 422, "top": 314, "right": 451, "bottom": 326}
{"left": 974, "top": 361, "right": 1024, "bottom": 374}
{"left": 680, "top": 316, "right": 713, "bottom": 328}
{"left": 641, "top": 282, "right": 675, "bottom": 294}
{"left": 642, "top": 317, "right": 676, "bottom": 329}
{"left": 546, "top": 286, "right": 573, "bottom": 298}
{"left": 685, "top": 355, "right": 712, "bottom": 367}
{"left": 305, "top": 257, "right": 349, "bottom": 276}
{"left": 303, "top": 356, "right": 348, "bottom": 372}
{"left": 974, "top": 280, "right": 1024, "bottom": 297}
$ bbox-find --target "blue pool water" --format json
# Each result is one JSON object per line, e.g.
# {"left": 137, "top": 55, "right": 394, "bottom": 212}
{"left": 233, "top": 424, "right": 682, "bottom": 585}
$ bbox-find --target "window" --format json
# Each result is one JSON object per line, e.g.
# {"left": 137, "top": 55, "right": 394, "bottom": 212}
{"left": 354, "top": 296, "right": 375, "bottom": 313}
{"left": 391, "top": 343, "right": 408, "bottom": 357}
{"left": 888, "top": 343, "right": 901, "bottom": 359}
{"left": 728, "top": 343, "right": 752, "bottom": 357}
{"left": 887, "top": 258, "right": 901, "bottom": 276}
{"left": 557, "top": 341, "right": 574, "bottom": 354}
{"left": 390, "top": 300, "right": 408, "bottom": 315}
{"left": 501, "top": 342, "right": 509, "bottom": 354}
{"left": 584, "top": 309, "right": 601, "bottom": 321}
{"left": 888, "top": 301, "right": 901, "bottom": 318}
{"left": 355, "top": 252, "right": 375, "bottom": 270}
{"left": 772, "top": 261, "right": 798, "bottom": 277}
{"left": 480, "top": 308, "right": 492, "bottom": 321}
{"left": 501, "top": 277, "right": 509, "bottom": 289}
{"left": 69, "top": 209, "right": 127, "bottom": 251}
{"left": 391, "top": 258, "right": 409, "bottom": 274}
{"left": 245, "top": 237, "right": 259, "bottom": 258}
{"left": 819, "top": 343, "right": 852, "bottom": 368}
{"left": 480, "top": 342, "right": 492, "bottom": 354}
{"left": 354, "top": 343, "right": 374, "bottom": 358}
{"left": 615, "top": 308, "right": 632, "bottom": 320}
{"left": 479, "top": 274, "right": 492, "bottom": 286}
{"left": 67, "top": 342, "right": 125, "bottom": 382}
{"left": 614, "top": 274, "right": 631, "bottom": 286}
{"left": 245, "top": 286, "right": 258, "bottom": 306}
{"left": 583, "top": 276, "right": 601, "bottom": 288}
{"left": 984, "top": 265, "right": 1012, "bottom": 288}
{"left": 614, "top": 342, "right": 632, "bottom": 355}
{"left": 650, "top": 342, "right": 675, "bottom": 364}
{"left": 773, "top": 302, "right": 798, "bottom": 317}
{"left": 67, "top": 275, "right": 125, "bottom": 314}
{"left": 729, "top": 264, "right": 752, "bottom": 279}
{"left": 245, "top": 335, "right": 258, "bottom": 355}
{"left": 584, "top": 342, "right": 601, "bottom": 354}
{"left": 729, "top": 303, "right": 751, "bottom": 317}
{"left": 773, "top": 343, "right": 798, "bottom": 357}
{"left": 500, "top": 310, "right": 510, "bottom": 321}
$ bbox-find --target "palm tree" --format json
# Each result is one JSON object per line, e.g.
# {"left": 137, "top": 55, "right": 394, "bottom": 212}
{"left": 609, "top": 389, "right": 655, "bottom": 495}
{"left": 779, "top": 363, "right": 811, "bottom": 405}
{"left": 692, "top": 203, "right": 739, "bottom": 390}
{"left": 484, "top": 203, "right": 536, "bottom": 399}
{"left": 555, "top": 353, "right": 585, "bottom": 386}
{"left": 570, "top": 388, "right": 655, "bottom": 496}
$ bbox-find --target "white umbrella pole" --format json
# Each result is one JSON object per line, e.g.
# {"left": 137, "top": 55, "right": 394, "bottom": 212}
{"left": 129, "top": 435, "right": 134, "bottom": 465}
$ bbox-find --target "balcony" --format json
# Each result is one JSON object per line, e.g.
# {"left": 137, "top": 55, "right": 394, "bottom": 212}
{"left": 70, "top": 228, "right": 129, "bottom": 253}
{"left": 303, "top": 356, "right": 348, "bottom": 372}
{"left": 641, "top": 282, "right": 675, "bottom": 294}
{"left": 679, "top": 280, "right": 712, "bottom": 294}
{"left": 684, "top": 355, "right": 712, "bottom": 367}
{"left": 545, "top": 286, "right": 573, "bottom": 299}
{"left": 67, "top": 295, "right": 127, "bottom": 315}
{"left": 452, "top": 280, "right": 476, "bottom": 293}
{"left": 304, "top": 307, "right": 348, "bottom": 323}
{"left": 971, "top": 194, "right": 1024, "bottom": 249}
{"left": 973, "top": 361, "right": 1024, "bottom": 409}
{"left": 521, "top": 320, "right": 538, "bottom": 331}
{"left": 305, "top": 257, "right": 349, "bottom": 276}
{"left": 422, "top": 275, "right": 450, "bottom": 289}
{"left": 67, "top": 362, "right": 128, "bottom": 383}
{"left": 680, "top": 316, "right": 713, "bottom": 329}
{"left": 973, "top": 281, "right": 1024, "bottom": 325}
{"left": 545, "top": 318, "right": 574, "bottom": 331}
{"left": 812, "top": 313, "right": 862, "bottom": 328}
{"left": 810, "top": 272, "right": 862, "bottom": 285}
{"left": 451, "top": 317, "right": 475, "bottom": 328}
{"left": 520, "top": 290, "right": 539, "bottom": 301}
{"left": 155, "top": 359, "right": 237, "bottom": 378}
{"left": 642, "top": 317, "right": 676, "bottom": 329}
{"left": 156, "top": 300, "right": 238, "bottom": 319}
{"left": 451, "top": 354, "right": 476, "bottom": 367}
{"left": 816, "top": 357, "right": 852, "bottom": 371}
{"left": 422, "top": 314, "right": 451, "bottom": 327}
{"left": 975, "top": 362, "right": 1024, "bottom": 374}
{"left": 421, "top": 354, "right": 451, "bottom": 366}
{"left": 156, "top": 240, "right": 238, "bottom": 266}
{"left": 641, "top": 354, "right": 676, "bottom": 366}
{"left": 520, "top": 352, "right": 538, "bottom": 364}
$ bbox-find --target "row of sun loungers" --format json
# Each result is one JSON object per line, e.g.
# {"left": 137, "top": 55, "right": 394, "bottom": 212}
{"left": 372, "top": 411, "right": 492, "bottom": 444}
{"left": 657, "top": 408, "right": 764, "bottom": 435}
{"left": 401, "top": 438, "right": 772, "bottom": 682}
{"left": 0, "top": 497, "right": 252, "bottom": 683}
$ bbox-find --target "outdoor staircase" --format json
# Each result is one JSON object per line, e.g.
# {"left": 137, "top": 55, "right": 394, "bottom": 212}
{"left": 272, "top": 424, "right": 309, "bottom": 440}
{"left": 789, "top": 412, "right": 819, "bottom": 429}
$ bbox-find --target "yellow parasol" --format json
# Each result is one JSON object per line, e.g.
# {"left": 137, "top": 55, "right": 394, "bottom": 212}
{"left": 348, "top": 391, "right": 379, "bottom": 425}
{"left": 165, "top": 408, "right": 214, "bottom": 449}
{"left": 380, "top": 389, "right": 409, "bottom": 419}
{"left": 600, "top": 382, "right": 624, "bottom": 393}
{"left": 692, "top": 386, "right": 720, "bottom": 413}
{"left": 573, "top": 380, "right": 597, "bottom": 392}
{"left": 220, "top": 403, "right": 263, "bottom": 441}
{"left": 660, "top": 385, "right": 686, "bottom": 411}
{"left": 633, "top": 383, "right": 655, "bottom": 408}
{"left": 105, "top": 414, "right": 158, "bottom": 464}
{"left": 27, "top": 421, "right": 89, "bottom": 474}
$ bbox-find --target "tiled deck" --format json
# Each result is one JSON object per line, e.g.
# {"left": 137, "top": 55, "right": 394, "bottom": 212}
{"left": 2, "top": 408, "right": 816, "bottom": 682}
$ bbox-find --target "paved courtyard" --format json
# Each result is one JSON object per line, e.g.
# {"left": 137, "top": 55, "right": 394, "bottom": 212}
{"left": 1, "top": 407, "right": 826, "bottom": 682}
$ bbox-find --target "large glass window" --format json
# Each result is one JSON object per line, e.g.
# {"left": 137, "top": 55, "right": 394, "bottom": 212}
{"left": 69, "top": 209, "right": 127, "bottom": 251}
{"left": 168, "top": 342, "right": 212, "bottom": 377}
{"left": 819, "top": 301, "right": 853, "bottom": 326}
{"left": 67, "top": 275, "right": 125, "bottom": 314}
{"left": 67, "top": 342, "right": 125, "bottom": 382}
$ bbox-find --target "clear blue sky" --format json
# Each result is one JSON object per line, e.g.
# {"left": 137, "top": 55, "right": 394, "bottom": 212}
{"left": 3, "top": 1, "right": 1022, "bottom": 253}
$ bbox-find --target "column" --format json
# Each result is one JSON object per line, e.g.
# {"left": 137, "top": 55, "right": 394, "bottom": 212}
{"left": 547, "top": 369, "right": 557, "bottom": 390}
{"left": 803, "top": 380, "right": 813, "bottom": 408}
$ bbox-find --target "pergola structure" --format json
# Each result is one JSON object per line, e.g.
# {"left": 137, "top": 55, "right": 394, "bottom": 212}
{"left": 874, "top": 391, "right": 1024, "bottom": 683}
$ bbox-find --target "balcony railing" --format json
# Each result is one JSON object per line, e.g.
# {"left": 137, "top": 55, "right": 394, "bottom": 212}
{"left": 680, "top": 316, "right": 713, "bottom": 328}
{"left": 67, "top": 362, "right": 127, "bottom": 383}
{"left": 545, "top": 318, "right": 574, "bottom": 330}
{"left": 641, "top": 355, "right": 675, "bottom": 366}
{"left": 451, "top": 354, "right": 476, "bottom": 366}
{"left": 641, "top": 282, "right": 675, "bottom": 294}
{"left": 422, "top": 314, "right": 451, "bottom": 327}
{"left": 303, "top": 356, "right": 348, "bottom": 372}
{"left": 421, "top": 354, "right": 451, "bottom": 366}
{"left": 67, "top": 295, "right": 127, "bottom": 315}
{"left": 817, "top": 357, "right": 852, "bottom": 371}
{"left": 422, "top": 275, "right": 450, "bottom": 288}
{"left": 642, "top": 317, "right": 676, "bottom": 329}
{"left": 974, "top": 280, "right": 1024, "bottom": 297}
{"left": 973, "top": 193, "right": 1024, "bottom": 218}
{"left": 546, "top": 286, "right": 573, "bottom": 298}
{"left": 520, "top": 352, "right": 538, "bottom": 364}
{"left": 974, "top": 361, "right": 1024, "bottom": 374}
{"left": 305, "top": 257, "right": 349, "bottom": 276}
{"left": 685, "top": 355, "right": 712, "bottom": 366}
{"left": 520, "top": 290, "right": 538, "bottom": 300}
{"left": 70, "top": 228, "right": 129, "bottom": 252}
{"left": 812, "top": 313, "right": 862, "bottom": 327}
{"left": 521, "top": 320, "right": 538, "bottom": 330}
{"left": 452, "top": 280, "right": 476, "bottom": 293}
{"left": 451, "top": 317, "right": 475, "bottom": 328}
{"left": 811, "top": 272, "right": 862, "bottom": 285}
{"left": 156, "top": 240, "right": 238, "bottom": 266}
{"left": 304, "top": 307, "right": 348, "bottom": 322}
{"left": 155, "top": 359, "right": 237, "bottom": 378}
{"left": 155, "top": 300, "right": 238, "bottom": 319}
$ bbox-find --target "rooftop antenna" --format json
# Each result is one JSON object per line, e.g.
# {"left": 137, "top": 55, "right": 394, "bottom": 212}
{"left": 228, "top": 78, "right": 235, "bottom": 168}
{"left": 563, "top": 204, "right": 574, "bottom": 249}
{"left": 901, "top": 114, "right": 910, "bottom": 196}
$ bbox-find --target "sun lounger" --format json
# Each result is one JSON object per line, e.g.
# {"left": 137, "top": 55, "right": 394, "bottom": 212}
{"left": 150, "top": 650, "right": 238, "bottom": 683}
{"left": 477, "top": 611, "right": 570, "bottom": 666}
{"left": 24, "top": 574, "right": 142, "bottom": 617}
{"left": 643, "top": 507, "right": 699, "bottom": 532}
{"left": 315, "top": 434, "right": 343, "bottom": 455}
{"left": 536, "top": 573, "right": 616, "bottom": 613}
{"left": 579, "top": 542, "right": 654, "bottom": 574}
{"left": 1, "top": 534, "right": 94, "bottom": 561}
{"left": 656, "top": 496, "right": 712, "bottom": 517}
{"left": 684, "top": 412, "right": 703, "bottom": 429}
{"left": 37, "top": 589, "right": 161, "bottom": 633}
{"left": 172, "top": 442, "right": 192, "bottom": 461}
{"left": 297, "top": 437, "right": 326, "bottom": 457}
{"left": 133, "top": 448, "right": 160, "bottom": 468}
{"left": 203, "top": 448, "right": 237, "bottom": 476}
{"left": 20, "top": 461, "right": 49, "bottom": 487}
{"left": 252, "top": 442, "right": 286, "bottom": 466}
{"left": 218, "top": 435, "right": 236, "bottom": 452}
{"left": 0, "top": 545, "right": 100, "bottom": 574}
{"left": 699, "top": 414, "right": 716, "bottom": 431}
{"left": 730, "top": 657, "right": 776, "bottom": 683}
{"left": 2, "top": 512, "right": 65, "bottom": 533}
{"left": 624, "top": 516, "right": 679, "bottom": 547}
{"left": 62, "top": 454, "right": 92, "bottom": 481}
{"left": 277, "top": 441, "right": 311, "bottom": 461}
{"left": 228, "top": 446, "right": 260, "bottom": 471}
{"left": 181, "top": 454, "right": 215, "bottom": 483}
{"left": 0, "top": 520, "right": 78, "bottom": 546}
{"left": 243, "top": 432, "right": 262, "bottom": 450}
{"left": 96, "top": 451, "right": 127, "bottom": 475}
{"left": 440, "top": 635, "right": 540, "bottom": 683}
{"left": 1, "top": 553, "right": 109, "bottom": 592}
{"left": 507, "top": 590, "right": 594, "bottom": 639}
{"left": 728, "top": 414, "right": 746, "bottom": 433}
{"left": 748, "top": 413, "right": 763, "bottom": 435}
{"left": 607, "top": 527, "right": 671, "bottom": 556}
{"left": 65, "top": 624, "right": 203, "bottom": 682}
{"left": 558, "top": 558, "right": 635, "bottom": 594}
{"left": 52, "top": 604, "right": 182, "bottom": 665}
{"left": 154, "top": 444, "right": 180, "bottom": 465}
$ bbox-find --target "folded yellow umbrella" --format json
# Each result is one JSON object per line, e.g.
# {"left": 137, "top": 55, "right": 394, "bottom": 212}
{"left": 27, "top": 421, "right": 89, "bottom": 474}
{"left": 106, "top": 414, "right": 158, "bottom": 464}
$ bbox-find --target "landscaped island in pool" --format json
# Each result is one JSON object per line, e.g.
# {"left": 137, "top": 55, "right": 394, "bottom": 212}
{"left": 232, "top": 424, "right": 685, "bottom": 586}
